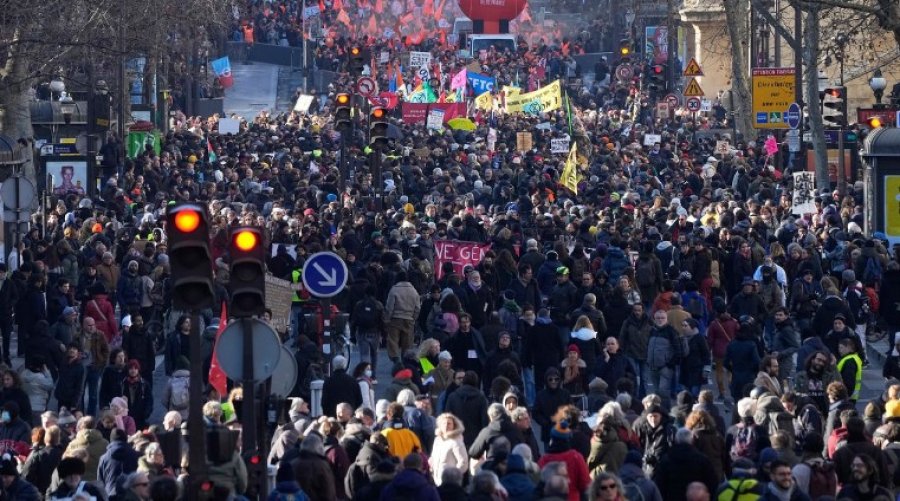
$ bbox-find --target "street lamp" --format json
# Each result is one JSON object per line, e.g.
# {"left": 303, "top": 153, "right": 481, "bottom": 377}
{"left": 833, "top": 33, "right": 849, "bottom": 86}
{"left": 49, "top": 78, "right": 65, "bottom": 100}
{"left": 59, "top": 92, "right": 75, "bottom": 125}
{"left": 869, "top": 68, "right": 887, "bottom": 107}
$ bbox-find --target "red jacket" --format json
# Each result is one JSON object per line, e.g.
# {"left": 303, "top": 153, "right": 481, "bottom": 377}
{"left": 538, "top": 447, "right": 591, "bottom": 501}
{"left": 85, "top": 295, "right": 119, "bottom": 343}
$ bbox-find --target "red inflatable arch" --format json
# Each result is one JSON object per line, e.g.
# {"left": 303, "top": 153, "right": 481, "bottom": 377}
{"left": 457, "top": 0, "right": 526, "bottom": 34}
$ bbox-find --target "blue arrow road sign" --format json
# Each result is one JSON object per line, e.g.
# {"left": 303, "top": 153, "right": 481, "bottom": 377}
{"left": 786, "top": 102, "right": 801, "bottom": 129}
{"left": 302, "top": 252, "right": 349, "bottom": 298}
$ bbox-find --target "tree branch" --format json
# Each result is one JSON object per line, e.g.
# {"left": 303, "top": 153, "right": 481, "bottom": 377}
{"left": 801, "top": 0, "right": 882, "bottom": 16}
{"left": 750, "top": 0, "right": 799, "bottom": 50}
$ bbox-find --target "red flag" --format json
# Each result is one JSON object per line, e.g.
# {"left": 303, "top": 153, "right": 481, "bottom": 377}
{"left": 333, "top": 0, "right": 343, "bottom": 12}
{"left": 434, "top": 0, "right": 447, "bottom": 19}
{"left": 423, "top": 0, "right": 434, "bottom": 16}
{"left": 318, "top": 0, "right": 325, "bottom": 11}
{"left": 367, "top": 15, "right": 378, "bottom": 37}
{"left": 375, "top": 0, "right": 384, "bottom": 13}
{"left": 208, "top": 303, "right": 228, "bottom": 398}
{"left": 337, "top": 9, "right": 351, "bottom": 26}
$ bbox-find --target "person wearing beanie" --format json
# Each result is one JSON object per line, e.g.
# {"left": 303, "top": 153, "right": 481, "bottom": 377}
{"left": 120, "top": 357, "right": 153, "bottom": 430}
{"left": 321, "top": 354, "right": 362, "bottom": 418}
{"left": 48, "top": 456, "right": 104, "bottom": 499}
{"left": 96, "top": 427, "right": 140, "bottom": 497}
{"left": 383, "top": 364, "right": 420, "bottom": 403}
{"left": 384, "top": 271, "right": 421, "bottom": 364}
{"left": 0, "top": 453, "right": 40, "bottom": 499}
{"left": 536, "top": 251, "right": 562, "bottom": 297}
{"left": 635, "top": 403, "right": 676, "bottom": 478}
{"left": 445, "top": 371, "right": 489, "bottom": 448}
{"left": 292, "top": 433, "right": 335, "bottom": 501}
{"left": 351, "top": 458, "right": 397, "bottom": 500}
{"left": 533, "top": 367, "right": 571, "bottom": 448}
{"left": 537, "top": 419, "right": 591, "bottom": 501}
{"left": 425, "top": 351, "right": 454, "bottom": 402}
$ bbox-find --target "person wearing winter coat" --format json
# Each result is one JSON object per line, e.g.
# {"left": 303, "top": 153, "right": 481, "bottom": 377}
{"left": 444, "top": 371, "right": 489, "bottom": 448}
{"left": 619, "top": 303, "right": 652, "bottom": 397}
{"left": 21, "top": 425, "right": 63, "bottom": 495}
{"left": 19, "top": 369, "right": 51, "bottom": 432}
{"left": 602, "top": 241, "right": 631, "bottom": 284}
{"left": 64, "top": 416, "right": 109, "bottom": 482}
{"left": 635, "top": 404, "right": 676, "bottom": 477}
{"left": 595, "top": 336, "right": 631, "bottom": 393}
{"left": 384, "top": 272, "right": 421, "bottom": 363}
{"left": 653, "top": 428, "right": 720, "bottom": 500}
{"left": 54, "top": 344, "right": 85, "bottom": 413}
{"left": 533, "top": 368, "right": 571, "bottom": 448}
{"left": 121, "top": 314, "right": 156, "bottom": 384}
{"left": 378, "top": 452, "right": 440, "bottom": 501}
{"left": 321, "top": 355, "right": 363, "bottom": 418}
{"left": 537, "top": 420, "right": 592, "bottom": 501}
{"left": 569, "top": 315, "right": 602, "bottom": 377}
{"left": 685, "top": 410, "right": 729, "bottom": 483}
{"left": 460, "top": 271, "right": 494, "bottom": 329}
{"left": 446, "top": 313, "right": 488, "bottom": 373}
{"left": 120, "top": 360, "right": 153, "bottom": 429}
{"left": 97, "top": 428, "right": 140, "bottom": 497}
{"left": 344, "top": 433, "right": 390, "bottom": 498}
{"left": 0, "top": 400, "right": 31, "bottom": 458}
{"left": 724, "top": 319, "right": 762, "bottom": 401}
{"left": 429, "top": 413, "right": 468, "bottom": 486}
{"left": 618, "top": 450, "right": 664, "bottom": 501}
{"left": 268, "top": 462, "right": 311, "bottom": 501}
{"left": 0, "top": 455, "right": 40, "bottom": 501}
{"left": 525, "top": 309, "right": 567, "bottom": 393}
{"left": 468, "top": 403, "right": 523, "bottom": 461}
{"left": 162, "top": 358, "right": 191, "bottom": 420}
{"left": 588, "top": 420, "right": 628, "bottom": 475}
{"left": 707, "top": 300, "right": 739, "bottom": 399}
{"left": 23, "top": 320, "right": 65, "bottom": 381}
{"left": 99, "top": 348, "right": 128, "bottom": 410}
{"left": 549, "top": 267, "right": 579, "bottom": 329}
{"left": 772, "top": 308, "right": 801, "bottom": 381}
{"left": 537, "top": 251, "right": 564, "bottom": 297}
{"left": 382, "top": 366, "right": 419, "bottom": 403}
{"left": 351, "top": 459, "right": 397, "bottom": 501}
{"left": 680, "top": 319, "right": 712, "bottom": 398}
{"left": 84, "top": 283, "right": 119, "bottom": 344}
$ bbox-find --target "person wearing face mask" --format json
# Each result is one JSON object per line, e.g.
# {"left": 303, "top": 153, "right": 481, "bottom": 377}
{"left": 0, "top": 402, "right": 32, "bottom": 456}
{"left": 353, "top": 362, "right": 376, "bottom": 410}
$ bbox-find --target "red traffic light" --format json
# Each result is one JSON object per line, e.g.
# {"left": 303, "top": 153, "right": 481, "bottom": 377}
{"left": 174, "top": 210, "right": 201, "bottom": 233}
{"left": 201, "top": 481, "right": 214, "bottom": 491}
{"left": 233, "top": 230, "right": 259, "bottom": 252}
{"left": 824, "top": 87, "right": 844, "bottom": 99}
{"left": 249, "top": 455, "right": 261, "bottom": 465}
{"left": 653, "top": 65, "right": 664, "bottom": 74}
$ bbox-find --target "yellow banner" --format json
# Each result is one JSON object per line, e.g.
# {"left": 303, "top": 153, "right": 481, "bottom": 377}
{"left": 505, "top": 80, "right": 562, "bottom": 114}
{"left": 886, "top": 175, "right": 900, "bottom": 240}
{"left": 475, "top": 91, "right": 493, "bottom": 111}
{"left": 560, "top": 142, "right": 578, "bottom": 194}
{"left": 503, "top": 85, "right": 521, "bottom": 98}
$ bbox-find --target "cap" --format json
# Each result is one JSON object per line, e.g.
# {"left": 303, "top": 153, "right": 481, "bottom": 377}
{"left": 63, "top": 306, "right": 77, "bottom": 317}
{"left": 556, "top": 266, "right": 570, "bottom": 275}
{"left": 438, "top": 350, "right": 452, "bottom": 361}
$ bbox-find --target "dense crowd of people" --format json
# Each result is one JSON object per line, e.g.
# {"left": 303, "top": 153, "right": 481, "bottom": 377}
{"left": 1, "top": 2, "right": 898, "bottom": 498}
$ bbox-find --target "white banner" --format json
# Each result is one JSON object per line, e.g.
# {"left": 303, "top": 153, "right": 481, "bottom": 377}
{"left": 302, "top": 5, "right": 320, "bottom": 19}
{"left": 791, "top": 171, "right": 817, "bottom": 215}
{"left": 643, "top": 133, "right": 662, "bottom": 146}
{"left": 409, "top": 51, "right": 432, "bottom": 68}
{"left": 551, "top": 137, "right": 570, "bottom": 154}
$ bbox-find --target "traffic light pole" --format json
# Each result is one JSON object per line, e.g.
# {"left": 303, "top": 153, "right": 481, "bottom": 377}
{"left": 838, "top": 125, "right": 846, "bottom": 195}
{"left": 241, "top": 317, "right": 259, "bottom": 474}
{"left": 371, "top": 144, "right": 383, "bottom": 211}
{"left": 187, "top": 311, "right": 209, "bottom": 500}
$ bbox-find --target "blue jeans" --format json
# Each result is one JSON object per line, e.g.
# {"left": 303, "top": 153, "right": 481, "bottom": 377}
{"left": 357, "top": 331, "right": 380, "bottom": 373}
{"left": 523, "top": 367, "right": 536, "bottom": 407}
{"left": 627, "top": 357, "right": 650, "bottom": 398}
{"left": 84, "top": 366, "right": 102, "bottom": 416}
{"left": 648, "top": 366, "right": 674, "bottom": 407}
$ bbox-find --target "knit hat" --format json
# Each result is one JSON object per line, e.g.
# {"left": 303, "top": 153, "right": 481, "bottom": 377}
{"left": 121, "top": 315, "right": 132, "bottom": 327}
{"left": 550, "top": 420, "right": 572, "bottom": 441}
{"left": 438, "top": 350, "right": 452, "bottom": 362}
{"left": 58, "top": 408, "right": 76, "bottom": 426}
{"left": 588, "top": 377, "right": 608, "bottom": 392}
{"left": 393, "top": 368, "right": 413, "bottom": 380}
{"left": 645, "top": 404, "right": 664, "bottom": 416}
{"left": 567, "top": 344, "right": 580, "bottom": 355}
{"left": 841, "top": 269, "right": 856, "bottom": 283}
{"left": 57, "top": 457, "right": 86, "bottom": 478}
{"left": 275, "top": 461, "right": 295, "bottom": 483}
{"left": 758, "top": 447, "right": 779, "bottom": 466}
{"left": 0, "top": 454, "right": 16, "bottom": 476}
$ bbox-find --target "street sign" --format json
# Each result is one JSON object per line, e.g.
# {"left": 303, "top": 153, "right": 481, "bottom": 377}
{"left": 897, "top": 110, "right": 900, "bottom": 128}
{"left": 665, "top": 93, "right": 680, "bottom": 108}
{"left": 683, "top": 77, "right": 705, "bottom": 97}
{"left": 356, "top": 76, "right": 377, "bottom": 97}
{"left": 683, "top": 57, "right": 704, "bottom": 77}
{"left": 269, "top": 346, "right": 298, "bottom": 397}
{"left": 214, "top": 318, "right": 282, "bottom": 381}
{"left": 1, "top": 175, "right": 35, "bottom": 223}
{"left": 686, "top": 97, "right": 702, "bottom": 112}
{"left": 752, "top": 67, "right": 796, "bottom": 129}
{"left": 615, "top": 64, "right": 633, "bottom": 82}
{"left": 656, "top": 102, "right": 669, "bottom": 116}
{"left": 785, "top": 102, "right": 801, "bottom": 129}
{"left": 302, "top": 252, "right": 349, "bottom": 298}
{"left": 786, "top": 129, "right": 800, "bottom": 152}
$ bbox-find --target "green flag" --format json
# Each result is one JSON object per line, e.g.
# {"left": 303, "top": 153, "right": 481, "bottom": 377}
{"left": 126, "top": 131, "right": 161, "bottom": 159}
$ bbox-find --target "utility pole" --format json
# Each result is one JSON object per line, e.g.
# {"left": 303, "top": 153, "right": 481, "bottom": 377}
{"left": 666, "top": 0, "right": 677, "bottom": 92}
{"left": 793, "top": 0, "right": 805, "bottom": 174}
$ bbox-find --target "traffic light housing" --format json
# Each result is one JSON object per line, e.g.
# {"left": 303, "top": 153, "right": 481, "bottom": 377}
{"left": 166, "top": 203, "right": 214, "bottom": 310}
{"left": 618, "top": 39, "right": 632, "bottom": 59}
{"left": 647, "top": 64, "right": 667, "bottom": 95}
{"left": 369, "top": 107, "right": 388, "bottom": 146}
{"left": 822, "top": 86, "right": 847, "bottom": 127}
{"left": 348, "top": 46, "right": 366, "bottom": 76}
{"left": 865, "top": 115, "right": 885, "bottom": 129}
{"left": 242, "top": 451, "right": 266, "bottom": 498}
{"left": 228, "top": 226, "right": 266, "bottom": 317}
{"left": 334, "top": 93, "right": 352, "bottom": 130}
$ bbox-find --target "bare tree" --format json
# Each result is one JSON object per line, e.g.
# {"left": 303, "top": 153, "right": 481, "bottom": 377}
{"left": 723, "top": 0, "right": 756, "bottom": 137}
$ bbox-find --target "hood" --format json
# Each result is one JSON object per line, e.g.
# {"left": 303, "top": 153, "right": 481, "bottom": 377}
{"left": 502, "top": 392, "right": 519, "bottom": 407}
{"left": 172, "top": 369, "right": 190, "bottom": 378}
{"left": 656, "top": 241, "right": 673, "bottom": 252}
{"left": 618, "top": 463, "right": 644, "bottom": 482}
{"left": 571, "top": 327, "right": 597, "bottom": 341}
{"left": 608, "top": 247, "right": 626, "bottom": 259}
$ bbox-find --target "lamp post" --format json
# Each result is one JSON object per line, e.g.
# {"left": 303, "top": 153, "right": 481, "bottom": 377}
{"left": 59, "top": 92, "right": 75, "bottom": 125}
{"left": 833, "top": 33, "right": 849, "bottom": 86}
{"left": 49, "top": 78, "right": 65, "bottom": 100}
{"left": 869, "top": 68, "right": 887, "bottom": 108}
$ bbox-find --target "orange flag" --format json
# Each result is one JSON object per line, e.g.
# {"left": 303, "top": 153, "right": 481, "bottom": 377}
{"left": 368, "top": 15, "right": 377, "bottom": 37}
{"left": 423, "top": 0, "right": 434, "bottom": 17}
{"left": 333, "top": 0, "right": 343, "bottom": 11}
{"left": 337, "top": 9, "right": 351, "bottom": 26}
{"left": 318, "top": 0, "right": 325, "bottom": 11}
{"left": 434, "top": 0, "right": 447, "bottom": 19}
{"left": 375, "top": 0, "right": 384, "bottom": 13}
{"left": 208, "top": 303, "right": 228, "bottom": 399}
{"left": 396, "top": 66, "right": 405, "bottom": 89}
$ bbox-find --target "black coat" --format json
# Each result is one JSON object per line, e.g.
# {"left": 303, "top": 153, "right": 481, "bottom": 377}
{"left": 97, "top": 440, "right": 140, "bottom": 496}
{"left": 122, "top": 328, "right": 156, "bottom": 380}
{"left": 321, "top": 369, "right": 362, "bottom": 418}
{"left": 54, "top": 359, "right": 84, "bottom": 408}
{"left": 21, "top": 444, "right": 63, "bottom": 494}
{"left": 534, "top": 385, "right": 571, "bottom": 445}
{"left": 0, "top": 278, "right": 19, "bottom": 318}
{"left": 468, "top": 416, "right": 523, "bottom": 460}
{"left": 121, "top": 376, "right": 153, "bottom": 427}
{"left": 525, "top": 319, "right": 566, "bottom": 379}
{"left": 99, "top": 366, "right": 126, "bottom": 410}
{"left": 445, "top": 384, "right": 489, "bottom": 448}
{"left": 652, "top": 443, "right": 719, "bottom": 501}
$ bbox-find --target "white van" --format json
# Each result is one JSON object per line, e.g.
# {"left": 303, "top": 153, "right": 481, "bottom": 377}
{"left": 467, "top": 34, "right": 517, "bottom": 58}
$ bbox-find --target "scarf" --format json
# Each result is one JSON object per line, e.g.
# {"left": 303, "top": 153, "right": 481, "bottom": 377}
{"left": 468, "top": 279, "right": 481, "bottom": 292}
{"left": 502, "top": 299, "right": 521, "bottom": 313}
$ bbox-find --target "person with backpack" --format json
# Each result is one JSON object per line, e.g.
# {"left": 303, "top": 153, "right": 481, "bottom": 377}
{"left": 679, "top": 318, "right": 711, "bottom": 398}
{"left": 646, "top": 310, "right": 683, "bottom": 408}
{"left": 635, "top": 246, "right": 664, "bottom": 310}
{"left": 116, "top": 260, "right": 144, "bottom": 321}
{"left": 854, "top": 239, "right": 886, "bottom": 288}
{"left": 790, "top": 432, "right": 837, "bottom": 499}
{"left": 727, "top": 397, "right": 769, "bottom": 464}
{"left": 680, "top": 281, "right": 709, "bottom": 334}
{"left": 162, "top": 356, "right": 191, "bottom": 420}
{"left": 352, "top": 286, "right": 385, "bottom": 376}
{"left": 843, "top": 270, "right": 871, "bottom": 366}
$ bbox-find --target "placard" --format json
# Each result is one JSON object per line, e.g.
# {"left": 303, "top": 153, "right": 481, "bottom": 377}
{"left": 264, "top": 275, "right": 294, "bottom": 334}
{"left": 516, "top": 131, "right": 533, "bottom": 152}
{"left": 434, "top": 240, "right": 492, "bottom": 279}
{"left": 379, "top": 51, "right": 390, "bottom": 64}
{"left": 791, "top": 171, "right": 816, "bottom": 215}
{"left": 426, "top": 109, "right": 445, "bottom": 130}
{"left": 643, "top": 134, "right": 662, "bottom": 146}
{"left": 715, "top": 140, "right": 730, "bottom": 155}
{"left": 218, "top": 117, "right": 240, "bottom": 135}
{"left": 409, "top": 51, "right": 432, "bottom": 68}
{"left": 293, "top": 95, "right": 315, "bottom": 114}
{"left": 551, "top": 137, "right": 570, "bottom": 153}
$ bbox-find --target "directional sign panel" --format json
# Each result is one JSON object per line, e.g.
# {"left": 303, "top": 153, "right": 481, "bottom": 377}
{"left": 302, "top": 252, "right": 349, "bottom": 298}
{"left": 752, "top": 67, "right": 795, "bottom": 129}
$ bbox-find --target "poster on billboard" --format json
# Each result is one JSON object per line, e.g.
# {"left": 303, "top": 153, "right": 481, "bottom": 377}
{"left": 644, "top": 26, "right": 668, "bottom": 65}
